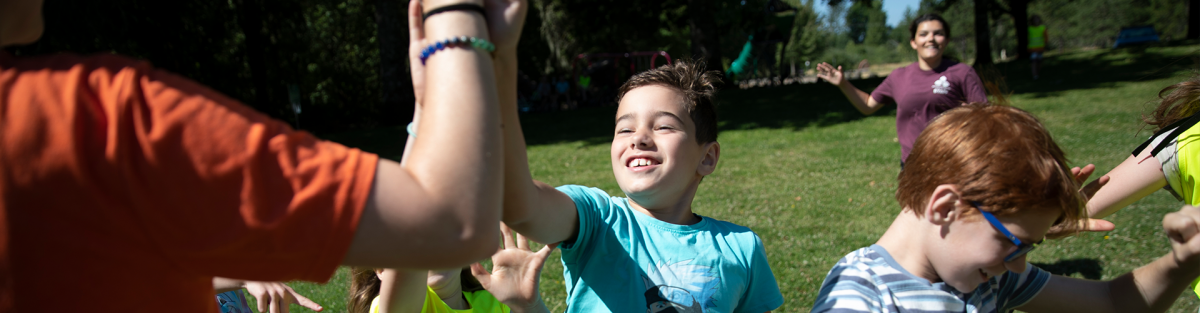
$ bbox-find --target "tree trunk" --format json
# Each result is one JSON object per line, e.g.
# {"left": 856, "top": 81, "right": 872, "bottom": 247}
{"left": 1010, "top": 0, "right": 1030, "bottom": 59}
{"left": 687, "top": 0, "right": 724, "bottom": 80}
{"left": 373, "top": 0, "right": 415, "bottom": 126}
{"left": 972, "top": 0, "right": 993, "bottom": 67}
{"left": 1189, "top": 0, "right": 1200, "bottom": 40}
{"left": 236, "top": 0, "right": 274, "bottom": 114}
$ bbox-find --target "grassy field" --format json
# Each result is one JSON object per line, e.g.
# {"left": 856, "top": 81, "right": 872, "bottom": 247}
{"left": 280, "top": 42, "right": 1200, "bottom": 312}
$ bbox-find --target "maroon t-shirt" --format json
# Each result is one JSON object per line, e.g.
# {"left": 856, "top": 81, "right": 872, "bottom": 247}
{"left": 871, "top": 60, "right": 986, "bottom": 161}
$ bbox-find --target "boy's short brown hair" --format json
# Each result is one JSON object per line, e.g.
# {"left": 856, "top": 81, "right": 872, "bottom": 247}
{"left": 617, "top": 60, "right": 721, "bottom": 144}
{"left": 896, "top": 104, "right": 1085, "bottom": 237}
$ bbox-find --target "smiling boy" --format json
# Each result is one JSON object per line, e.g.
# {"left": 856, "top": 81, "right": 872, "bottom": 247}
{"left": 811, "top": 104, "right": 1200, "bottom": 313}
{"left": 499, "top": 61, "right": 784, "bottom": 313}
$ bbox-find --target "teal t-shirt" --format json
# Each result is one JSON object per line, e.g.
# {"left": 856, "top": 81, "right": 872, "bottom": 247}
{"left": 556, "top": 185, "right": 784, "bottom": 313}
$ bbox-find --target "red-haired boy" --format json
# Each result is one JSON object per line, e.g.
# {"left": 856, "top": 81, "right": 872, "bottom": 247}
{"left": 812, "top": 104, "right": 1200, "bottom": 313}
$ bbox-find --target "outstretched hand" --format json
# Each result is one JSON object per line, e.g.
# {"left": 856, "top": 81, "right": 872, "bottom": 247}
{"left": 471, "top": 223, "right": 556, "bottom": 313}
{"left": 1072, "top": 164, "right": 1115, "bottom": 232}
{"left": 815, "top": 62, "right": 845, "bottom": 87}
{"left": 1164, "top": 205, "right": 1200, "bottom": 271}
{"left": 243, "top": 281, "right": 323, "bottom": 313}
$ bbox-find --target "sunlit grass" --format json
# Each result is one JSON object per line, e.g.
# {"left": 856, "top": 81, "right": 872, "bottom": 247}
{"left": 286, "top": 43, "right": 1200, "bottom": 312}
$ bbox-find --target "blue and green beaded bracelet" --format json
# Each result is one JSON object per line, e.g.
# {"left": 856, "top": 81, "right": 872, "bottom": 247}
{"left": 419, "top": 36, "right": 496, "bottom": 65}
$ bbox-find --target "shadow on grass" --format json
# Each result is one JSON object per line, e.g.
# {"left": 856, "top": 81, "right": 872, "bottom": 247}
{"left": 325, "top": 42, "right": 1199, "bottom": 153}
{"left": 1031, "top": 258, "right": 1103, "bottom": 280}
{"left": 516, "top": 77, "right": 892, "bottom": 147}
{"left": 989, "top": 42, "right": 1200, "bottom": 100}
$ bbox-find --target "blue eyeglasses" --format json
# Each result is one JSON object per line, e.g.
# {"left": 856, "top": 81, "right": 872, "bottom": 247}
{"left": 971, "top": 202, "right": 1043, "bottom": 262}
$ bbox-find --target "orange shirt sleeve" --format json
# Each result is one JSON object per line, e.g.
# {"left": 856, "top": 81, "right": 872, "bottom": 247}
{"left": 5, "top": 53, "right": 378, "bottom": 283}
{"left": 118, "top": 57, "right": 379, "bottom": 281}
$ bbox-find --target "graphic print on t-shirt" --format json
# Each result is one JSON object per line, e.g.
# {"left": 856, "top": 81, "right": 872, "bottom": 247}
{"left": 641, "top": 260, "right": 721, "bottom": 313}
{"left": 932, "top": 75, "right": 951, "bottom": 94}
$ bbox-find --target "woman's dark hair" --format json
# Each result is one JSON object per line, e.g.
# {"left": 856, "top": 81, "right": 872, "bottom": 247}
{"left": 1145, "top": 75, "right": 1200, "bottom": 132}
{"left": 909, "top": 13, "right": 950, "bottom": 39}
{"left": 1030, "top": 14, "right": 1043, "bottom": 26}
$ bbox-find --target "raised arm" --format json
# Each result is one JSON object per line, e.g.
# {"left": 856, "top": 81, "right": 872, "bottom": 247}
{"left": 488, "top": 0, "right": 579, "bottom": 245}
{"left": 376, "top": 270, "right": 428, "bottom": 313}
{"left": 815, "top": 62, "right": 885, "bottom": 115}
{"left": 1017, "top": 205, "right": 1200, "bottom": 313}
{"left": 343, "top": 0, "right": 502, "bottom": 269}
{"left": 1086, "top": 149, "right": 1167, "bottom": 219}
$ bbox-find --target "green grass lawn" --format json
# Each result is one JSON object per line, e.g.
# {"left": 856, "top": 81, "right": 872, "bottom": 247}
{"left": 283, "top": 42, "right": 1200, "bottom": 313}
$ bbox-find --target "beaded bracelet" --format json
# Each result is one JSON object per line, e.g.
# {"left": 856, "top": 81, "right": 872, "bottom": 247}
{"left": 419, "top": 36, "right": 496, "bottom": 65}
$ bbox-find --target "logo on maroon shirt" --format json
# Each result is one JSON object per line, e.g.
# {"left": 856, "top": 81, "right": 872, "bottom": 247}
{"left": 932, "top": 76, "right": 951, "bottom": 95}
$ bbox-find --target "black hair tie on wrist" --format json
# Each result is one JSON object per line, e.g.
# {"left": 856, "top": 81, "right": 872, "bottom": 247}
{"left": 422, "top": 3, "right": 487, "bottom": 21}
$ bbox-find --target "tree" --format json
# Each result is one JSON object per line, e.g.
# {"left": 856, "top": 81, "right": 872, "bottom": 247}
{"left": 785, "top": 0, "right": 824, "bottom": 66}
{"left": 972, "top": 0, "right": 993, "bottom": 67}
{"left": 1190, "top": 0, "right": 1200, "bottom": 39}
{"left": 1006, "top": 0, "right": 1031, "bottom": 59}
{"left": 688, "top": 0, "right": 724, "bottom": 75}
{"left": 372, "top": 0, "right": 414, "bottom": 126}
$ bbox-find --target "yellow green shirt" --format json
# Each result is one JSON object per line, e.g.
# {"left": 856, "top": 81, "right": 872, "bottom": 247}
{"left": 1028, "top": 25, "right": 1046, "bottom": 51}
{"left": 368, "top": 287, "right": 511, "bottom": 313}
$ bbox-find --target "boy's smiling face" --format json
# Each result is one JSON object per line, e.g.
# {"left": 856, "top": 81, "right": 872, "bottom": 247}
{"left": 928, "top": 203, "right": 1059, "bottom": 292}
{"left": 611, "top": 85, "right": 713, "bottom": 210}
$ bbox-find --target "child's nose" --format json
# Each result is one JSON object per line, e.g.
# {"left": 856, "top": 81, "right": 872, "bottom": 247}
{"left": 630, "top": 130, "right": 653, "bottom": 149}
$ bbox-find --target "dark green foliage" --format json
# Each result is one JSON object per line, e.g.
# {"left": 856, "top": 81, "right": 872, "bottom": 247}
{"left": 784, "top": 0, "right": 824, "bottom": 64}
{"left": 11, "top": 0, "right": 396, "bottom": 134}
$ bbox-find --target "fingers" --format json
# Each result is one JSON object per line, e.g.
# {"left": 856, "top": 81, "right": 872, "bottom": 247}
{"left": 501, "top": 222, "right": 516, "bottom": 249}
{"left": 271, "top": 290, "right": 285, "bottom": 313}
{"left": 515, "top": 231, "right": 530, "bottom": 251}
{"left": 1165, "top": 206, "right": 1200, "bottom": 244}
{"left": 1083, "top": 218, "right": 1115, "bottom": 232}
{"left": 252, "top": 287, "right": 270, "bottom": 313}
{"left": 1071, "top": 164, "right": 1096, "bottom": 184}
{"left": 288, "top": 286, "right": 323, "bottom": 312}
{"left": 534, "top": 242, "right": 558, "bottom": 262}
{"left": 1079, "top": 175, "right": 1109, "bottom": 201}
{"left": 407, "top": 0, "right": 424, "bottom": 41}
{"left": 470, "top": 262, "right": 493, "bottom": 289}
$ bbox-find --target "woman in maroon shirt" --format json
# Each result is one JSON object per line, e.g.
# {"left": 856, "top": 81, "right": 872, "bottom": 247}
{"left": 816, "top": 13, "right": 986, "bottom": 165}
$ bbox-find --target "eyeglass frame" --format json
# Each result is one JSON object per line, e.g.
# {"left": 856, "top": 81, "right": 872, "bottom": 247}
{"left": 970, "top": 201, "right": 1043, "bottom": 263}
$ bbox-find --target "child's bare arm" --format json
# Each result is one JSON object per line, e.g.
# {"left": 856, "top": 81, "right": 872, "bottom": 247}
{"left": 343, "top": 0, "right": 503, "bottom": 269}
{"left": 1016, "top": 205, "right": 1200, "bottom": 313}
{"left": 1086, "top": 150, "right": 1168, "bottom": 219}
{"left": 378, "top": 270, "right": 428, "bottom": 313}
{"left": 491, "top": 23, "right": 578, "bottom": 246}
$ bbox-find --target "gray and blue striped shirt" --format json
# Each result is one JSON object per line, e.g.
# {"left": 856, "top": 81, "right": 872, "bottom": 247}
{"left": 811, "top": 245, "right": 1049, "bottom": 313}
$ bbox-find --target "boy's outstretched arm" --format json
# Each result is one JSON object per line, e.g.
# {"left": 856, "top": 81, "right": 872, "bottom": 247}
{"left": 492, "top": 44, "right": 578, "bottom": 246}
{"left": 1017, "top": 205, "right": 1200, "bottom": 313}
{"left": 343, "top": 0, "right": 503, "bottom": 269}
{"left": 1085, "top": 150, "right": 1167, "bottom": 219}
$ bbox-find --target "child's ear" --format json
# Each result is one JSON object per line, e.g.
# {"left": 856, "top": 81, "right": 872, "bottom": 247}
{"left": 697, "top": 141, "right": 720, "bottom": 176}
{"left": 925, "top": 184, "right": 964, "bottom": 225}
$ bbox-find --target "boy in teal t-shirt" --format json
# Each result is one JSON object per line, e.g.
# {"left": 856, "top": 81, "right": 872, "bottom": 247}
{"left": 499, "top": 60, "right": 784, "bottom": 312}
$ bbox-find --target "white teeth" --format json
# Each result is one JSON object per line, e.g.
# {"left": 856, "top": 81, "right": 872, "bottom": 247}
{"left": 630, "top": 158, "right": 654, "bottom": 167}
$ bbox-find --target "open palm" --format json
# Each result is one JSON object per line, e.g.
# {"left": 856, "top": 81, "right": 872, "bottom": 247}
{"left": 471, "top": 223, "right": 556, "bottom": 312}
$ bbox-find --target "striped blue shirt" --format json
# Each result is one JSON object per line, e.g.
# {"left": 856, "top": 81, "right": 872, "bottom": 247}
{"left": 812, "top": 245, "right": 1049, "bottom": 313}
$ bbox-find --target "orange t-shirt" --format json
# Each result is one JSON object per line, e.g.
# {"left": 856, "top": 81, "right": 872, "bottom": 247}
{"left": 0, "top": 52, "right": 378, "bottom": 312}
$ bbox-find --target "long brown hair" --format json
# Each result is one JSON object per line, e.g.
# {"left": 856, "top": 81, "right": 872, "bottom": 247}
{"left": 1145, "top": 75, "right": 1200, "bottom": 132}
{"left": 349, "top": 267, "right": 382, "bottom": 313}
